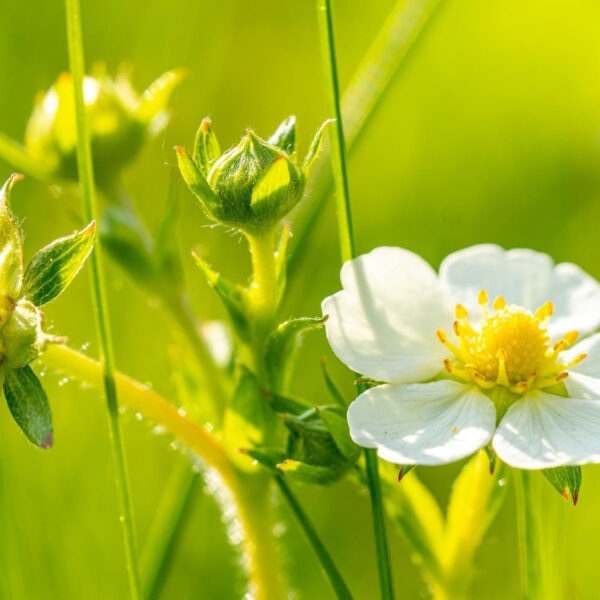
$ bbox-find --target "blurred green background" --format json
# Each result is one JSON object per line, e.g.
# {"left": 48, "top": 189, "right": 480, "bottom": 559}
{"left": 1, "top": 0, "right": 600, "bottom": 598}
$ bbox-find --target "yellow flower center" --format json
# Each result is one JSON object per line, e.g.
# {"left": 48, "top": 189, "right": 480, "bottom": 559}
{"left": 436, "top": 290, "right": 586, "bottom": 394}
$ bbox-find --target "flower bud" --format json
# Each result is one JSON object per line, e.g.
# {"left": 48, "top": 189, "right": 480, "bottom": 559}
{"left": 176, "top": 117, "right": 332, "bottom": 233}
{"left": 25, "top": 66, "right": 185, "bottom": 181}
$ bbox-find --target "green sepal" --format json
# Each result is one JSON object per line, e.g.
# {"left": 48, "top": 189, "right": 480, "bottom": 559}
{"left": 22, "top": 221, "right": 95, "bottom": 307}
{"left": 264, "top": 316, "right": 326, "bottom": 390}
{"left": 3, "top": 365, "right": 53, "bottom": 448}
{"left": 0, "top": 174, "right": 25, "bottom": 300}
{"left": 282, "top": 405, "right": 358, "bottom": 484}
{"left": 542, "top": 466, "right": 582, "bottom": 505}
{"left": 175, "top": 147, "right": 223, "bottom": 220}
{"left": 397, "top": 465, "right": 416, "bottom": 482}
{"left": 193, "top": 118, "right": 221, "bottom": 176}
{"left": 223, "top": 369, "right": 282, "bottom": 470}
{"left": 192, "top": 252, "right": 251, "bottom": 343}
{"left": 2, "top": 299, "right": 45, "bottom": 368}
{"left": 268, "top": 116, "right": 296, "bottom": 155}
{"left": 260, "top": 389, "right": 311, "bottom": 415}
{"left": 240, "top": 446, "right": 287, "bottom": 472}
{"left": 303, "top": 119, "right": 334, "bottom": 173}
{"left": 320, "top": 357, "right": 346, "bottom": 407}
{"left": 250, "top": 156, "right": 293, "bottom": 221}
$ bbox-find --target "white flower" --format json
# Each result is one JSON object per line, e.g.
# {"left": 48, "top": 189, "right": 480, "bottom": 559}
{"left": 322, "top": 245, "right": 600, "bottom": 469}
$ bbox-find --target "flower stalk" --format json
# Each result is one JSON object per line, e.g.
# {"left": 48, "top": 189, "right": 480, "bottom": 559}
{"left": 316, "top": 0, "right": 394, "bottom": 598}
{"left": 64, "top": 0, "right": 142, "bottom": 595}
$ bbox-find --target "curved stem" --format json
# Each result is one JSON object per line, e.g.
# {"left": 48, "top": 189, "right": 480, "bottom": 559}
{"left": 275, "top": 476, "right": 353, "bottom": 600}
{"left": 40, "top": 343, "right": 285, "bottom": 600}
{"left": 317, "top": 1, "right": 394, "bottom": 598}
{"left": 64, "top": 0, "right": 142, "bottom": 596}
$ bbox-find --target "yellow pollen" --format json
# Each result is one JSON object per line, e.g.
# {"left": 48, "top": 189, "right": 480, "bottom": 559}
{"left": 438, "top": 291, "right": 585, "bottom": 392}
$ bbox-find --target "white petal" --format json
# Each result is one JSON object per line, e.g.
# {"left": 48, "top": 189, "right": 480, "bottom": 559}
{"left": 493, "top": 389, "right": 600, "bottom": 469}
{"left": 322, "top": 247, "right": 454, "bottom": 383}
{"left": 347, "top": 380, "right": 496, "bottom": 466}
{"left": 439, "top": 245, "right": 600, "bottom": 338}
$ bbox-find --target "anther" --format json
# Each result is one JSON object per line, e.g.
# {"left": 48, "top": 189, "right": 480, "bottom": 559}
{"left": 453, "top": 321, "right": 461, "bottom": 337}
{"left": 493, "top": 296, "right": 506, "bottom": 311}
{"left": 443, "top": 359, "right": 453, "bottom": 373}
{"left": 514, "top": 381, "right": 530, "bottom": 393}
{"left": 478, "top": 290, "right": 488, "bottom": 305}
{"left": 564, "top": 353, "right": 587, "bottom": 369}
{"left": 455, "top": 304, "right": 468, "bottom": 319}
{"left": 556, "top": 372, "right": 569, "bottom": 382}
{"left": 564, "top": 331, "right": 578, "bottom": 346}
{"left": 535, "top": 301, "right": 554, "bottom": 320}
{"left": 436, "top": 329, "right": 447, "bottom": 344}
{"left": 554, "top": 340, "right": 567, "bottom": 353}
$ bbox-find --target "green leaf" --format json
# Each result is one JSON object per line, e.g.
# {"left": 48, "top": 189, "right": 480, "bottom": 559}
{"left": 223, "top": 369, "right": 281, "bottom": 470}
{"left": 303, "top": 119, "right": 334, "bottom": 172}
{"left": 193, "top": 117, "right": 221, "bottom": 176}
{"left": 22, "top": 221, "right": 95, "bottom": 306}
{"left": 250, "top": 156, "right": 292, "bottom": 220}
{"left": 542, "top": 466, "right": 582, "bottom": 505}
{"left": 268, "top": 116, "right": 296, "bottom": 154}
{"left": 3, "top": 299, "right": 44, "bottom": 368}
{"left": 175, "top": 146, "right": 223, "bottom": 220}
{"left": 3, "top": 365, "right": 52, "bottom": 448}
{"left": 192, "top": 252, "right": 251, "bottom": 343}
{"left": 0, "top": 174, "right": 25, "bottom": 300}
{"left": 264, "top": 316, "right": 326, "bottom": 390}
{"left": 277, "top": 459, "right": 338, "bottom": 484}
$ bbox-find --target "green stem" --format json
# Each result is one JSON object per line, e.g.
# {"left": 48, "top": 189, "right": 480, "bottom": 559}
{"left": 316, "top": 0, "right": 355, "bottom": 263}
{"left": 317, "top": 1, "right": 394, "bottom": 598}
{"left": 142, "top": 462, "right": 199, "bottom": 600}
{"left": 290, "top": 0, "right": 444, "bottom": 274}
{"left": 64, "top": 0, "right": 143, "bottom": 597}
{"left": 514, "top": 470, "right": 542, "bottom": 600}
{"left": 275, "top": 476, "right": 353, "bottom": 600}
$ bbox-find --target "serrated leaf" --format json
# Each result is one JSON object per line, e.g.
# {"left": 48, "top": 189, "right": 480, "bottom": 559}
{"left": 193, "top": 118, "right": 221, "bottom": 176}
{"left": 0, "top": 174, "right": 25, "bottom": 299}
{"left": 542, "top": 466, "right": 581, "bottom": 505}
{"left": 303, "top": 119, "right": 334, "bottom": 172}
{"left": 268, "top": 116, "right": 296, "bottom": 154}
{"left": 22, "top": 221, "right": 95, "bottom": 306}
{"left": 3, "top": 365, "right": 52, "bottom": 449}
{"left": 264, "top": 316, "right": 326, "bottom": 391}
{"left": 250, "top": 156, "right": 292, "bottom": 220}
{"left": 175, "top": 146, "right": 223, "bottom": 220}
{"left": 192, "top": 252, "right": 251, "bottom": 343}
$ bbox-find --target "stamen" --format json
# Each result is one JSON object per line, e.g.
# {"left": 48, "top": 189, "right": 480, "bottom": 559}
{"left": 493, "top": 296, "right": 506, "bottom": 311}
{"left": 455, "top": 304, "right": 468, "bottom": 319}
{"left": 535, "top": 301, "right": 554, "bottom": 321}
{"left": 436, "top": 328, "right": 461, "bottom": 356}
{"left": 443, "top": 359, "right": 453, "bottom": 373}
{"left": 513, "top": 381, "right": 530, "bottom": 394}
{"left": 478, "top": 290, "right": 489, "bottom": 318}
{"left": 553, "top": 340, "right": 567, "bottom": 353}
{"left": 556, "top": 372, "right": 569, "bottom": 382}
{"left": 564, "top": 331, "right": 578, "bottom": 346}
{"left": 563, "top": 353, "right": 587, "bottom": 369}
{"left": 453, "top": 321, "right": 461, "bottom": 337}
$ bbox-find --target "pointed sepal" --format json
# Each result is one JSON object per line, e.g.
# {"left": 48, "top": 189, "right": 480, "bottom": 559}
{"left": 303, "top": 119, "right": 334, "bottom": 172}
{"left": 193, "top": 118, "right": 221, "bottom": 176}
{"left": 136, "top": 68, "right": 187, "bottom": 130}
{"left": 268, "top": 116, "right": 296, "bottom": 154}
{"left": 542, "top": 466, "right": 582, "bottom": 506}
{"left": 2, "top": 300, "right": 46, "bottom": 368}
{"left": 0, "top": 174, "right": 25, "bottom": 300}
{"left": 3, "top": 365, "right": 53, "bottom": 448}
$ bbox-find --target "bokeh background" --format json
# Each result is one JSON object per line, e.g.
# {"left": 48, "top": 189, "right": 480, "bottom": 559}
{"left": 1, "top": 0, "right": 600, "bottom": 598}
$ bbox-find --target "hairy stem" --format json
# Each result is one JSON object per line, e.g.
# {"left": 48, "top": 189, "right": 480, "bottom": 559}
{"left": 40, "top": 343, "right": 285, "bottom": 600}
{"left": 64, "top": 0, "right": 142, "bottom": 596}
